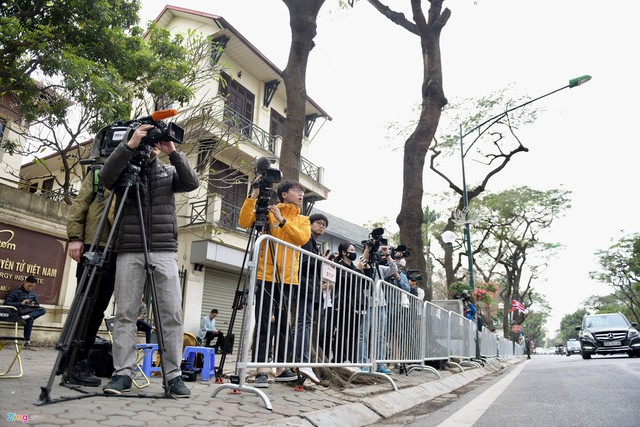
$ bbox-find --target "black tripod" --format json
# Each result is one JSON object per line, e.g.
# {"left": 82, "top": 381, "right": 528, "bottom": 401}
{"left": 215, "top": 203, "right": 272, "bottom": 384}
{"left": 36, "top": 163, "right": 174, "bottom": 405}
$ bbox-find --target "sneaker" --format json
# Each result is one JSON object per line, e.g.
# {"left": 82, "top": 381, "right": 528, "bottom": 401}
{"left": 377, "top": 366, "right": 393, "bottom": 375}
{"left": 16, "top": 316, "right": 26, "bottom": 326}
{"left": 274, "top": 368, "right": 297, "bottom": 382}
{"left": 66, "top": 360, "right": 101, "bottom": 387}
{"left": 103, "top": 375, "right": 132, "bottom": 395}
{"left": 23, "top": 341, "right": 34, "bottom": 350}
{"left": 254, "top": 372, "right": 269, "bottom": 388}
{"left": 168, "top": 376, "right": 191, "bottom": 398}
{"left": 296, "top": 367, "right": 320, "bottom": 384}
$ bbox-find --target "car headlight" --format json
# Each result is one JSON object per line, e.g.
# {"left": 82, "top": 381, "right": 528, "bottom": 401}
{"left": 582, "top": 332, "right": 594, "bottom": 340}
{"left": 629, "top": 329, "right": 639, "bottom": 338}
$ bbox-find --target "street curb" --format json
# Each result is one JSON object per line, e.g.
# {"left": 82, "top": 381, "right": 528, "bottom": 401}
{"left": 248, "top": 358, "right": 524, "bottom": 427}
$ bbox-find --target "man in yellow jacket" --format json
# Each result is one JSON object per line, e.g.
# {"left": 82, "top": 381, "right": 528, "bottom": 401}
{"left": 238, "top": 179, "right": 310, "bottom": 388}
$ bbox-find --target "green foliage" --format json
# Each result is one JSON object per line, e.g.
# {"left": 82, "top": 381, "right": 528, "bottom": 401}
{"left": 2, "top": 1, "right": 139, "bottom": 113}
{"left": 589, "top": 233, "right": 640, "bottom": 323}
{"left": 448, "top": 281, "right": 471, "bottom": 299}
{"left": 522, "top": 310, "right": 548, "bottom": 350}
{"left": 557, "top": 308, "right": 589, "bottom": 343}
{"left": 1, "top": 1, "right": 226, "bottom": 204}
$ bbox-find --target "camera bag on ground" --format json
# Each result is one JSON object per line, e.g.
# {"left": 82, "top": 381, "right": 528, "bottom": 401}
{"left": 87, "top": 336, "right": 114, "bottom": 378}
{"left": 223, "top": 333, "right": 235, "bottom": 354}
{"left": 180, "top": 358, "right": 202, "bottom": 381}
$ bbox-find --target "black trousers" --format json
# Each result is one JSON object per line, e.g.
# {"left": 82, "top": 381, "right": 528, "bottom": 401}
{"left": 72, "top": 246, "right": 116, "bottom": 362}
{"left": 252, "top": 281, "right": 294, "bottom": 363}
{"left": 204, "top": 330, "right": 225, "bottom": 349}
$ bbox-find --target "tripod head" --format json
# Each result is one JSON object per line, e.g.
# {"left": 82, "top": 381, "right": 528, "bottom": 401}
{"left": 113, "top": 162, "right": 143, "bottom": 193}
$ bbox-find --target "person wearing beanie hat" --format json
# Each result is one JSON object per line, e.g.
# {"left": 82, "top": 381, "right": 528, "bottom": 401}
{"left": 3, "top": 275, "right": 47, "bottom": 348}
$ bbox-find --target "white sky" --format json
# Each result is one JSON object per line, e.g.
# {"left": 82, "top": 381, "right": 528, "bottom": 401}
{"left": 140, "top": 0, "right": 640, "bottom": 335}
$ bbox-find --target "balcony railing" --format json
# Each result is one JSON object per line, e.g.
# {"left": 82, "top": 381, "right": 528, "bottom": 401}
{"left": 220, "top": 106, "right": 321, "bottom": 183}
{"left": 188, "top": 198, "right": 246, "bottom": 232}
{"left": 41, "top": 188, "right": 78, "bottom": 202}
{"left": 219, "top": 199, "right": 242, "bottom": 230}
{"left": 300, "top": 156, "right": 319, "bottom": 181}
{"left": 222, "top": 107, "right": 275, "bottom": 154}
{"left": 189, "top": 200, "right": 208, "bottom": 225}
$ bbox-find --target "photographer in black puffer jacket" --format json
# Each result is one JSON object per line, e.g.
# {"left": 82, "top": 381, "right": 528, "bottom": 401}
{"left": 98, "top": 124, "right": 199, "bottom": 397}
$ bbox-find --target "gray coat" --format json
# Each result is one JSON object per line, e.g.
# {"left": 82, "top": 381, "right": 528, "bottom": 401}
{"left": 99, "top": 143, "right": 199, "bottom": 253}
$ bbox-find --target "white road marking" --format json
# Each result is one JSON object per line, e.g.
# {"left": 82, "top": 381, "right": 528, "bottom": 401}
{"left": 436, "top": 362, "right": 527, "bottom": 427}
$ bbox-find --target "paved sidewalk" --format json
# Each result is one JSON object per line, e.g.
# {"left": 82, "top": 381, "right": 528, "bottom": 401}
{"left": 0, "top": 345, "right": 523, "bottom": 427}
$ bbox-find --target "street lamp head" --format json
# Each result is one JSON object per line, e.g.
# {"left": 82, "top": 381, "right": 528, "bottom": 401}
{"left": 568, "top": 74, "right": 592, "bottom": 88}
{"left": 442, "top": 230, "right": 457, "bottom": 245}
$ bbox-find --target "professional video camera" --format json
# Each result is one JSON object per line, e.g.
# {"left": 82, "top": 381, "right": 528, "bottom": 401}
{"left": 90, "top": 109, "right": 184, "bottom": 162}
{"left": 251, "top": 156, "right": 282, "bottom": 191}
{"left": 390, "top": 244, "right": 410, "bottom": 259}
{"left": 406, "top": 269, "right": 423, "bottom": 281}
{"left": 361, "top": 227, "right": 388, "bottom": 253}
{"left": 251, "top": 156, "right": 283, "bottom": 229}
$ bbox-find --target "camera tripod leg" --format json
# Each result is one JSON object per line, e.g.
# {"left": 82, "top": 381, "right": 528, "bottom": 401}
{"left": 130, "top": 182, "right": 173, "bottom": 398}
{"left": 36, "top": 190, "right": 121, "bottom": 406}
{"left": 214, "top": 226, "right": 263, "bottom": 383}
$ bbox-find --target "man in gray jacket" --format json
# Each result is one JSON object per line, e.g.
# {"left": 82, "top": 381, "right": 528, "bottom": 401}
{"left": 98, "top": 124, "right": 199, "bottom": 397}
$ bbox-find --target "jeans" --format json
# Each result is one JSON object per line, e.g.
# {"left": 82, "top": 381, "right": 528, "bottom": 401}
{"left": 318, "top": 306, "right": 336, "bottom": 361}
{"left": 358, "top": 306, "right": 388, "bottom": 366}
{"left": 22, "top": 307, "right": 46, "bottom": 341}
{"left": 293, "top": 281, "right": 315, "bottom": 363}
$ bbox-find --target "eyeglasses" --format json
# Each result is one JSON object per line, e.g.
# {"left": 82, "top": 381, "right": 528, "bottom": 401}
{"left": 314, "top": 221, "right": 327, "bottom": 228}
{"left": 289, "top": 188, "right": 305, "bottom": 195}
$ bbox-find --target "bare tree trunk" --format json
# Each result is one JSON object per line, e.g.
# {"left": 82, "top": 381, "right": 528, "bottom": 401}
{"left": 366, "top": 1, "right": 449, "bottom": 302}
{"left": 279, "top": 0, "right": 326, "bottom": 181}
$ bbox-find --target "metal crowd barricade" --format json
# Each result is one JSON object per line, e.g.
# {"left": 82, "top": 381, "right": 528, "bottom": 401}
{"left": 424, "top": 301, "right": 450, "bottom": 363}
{"left": 480, "top": 326, "right": 498, "bottom": 358}
{"left": 212, "top": 234, "right": 377, "bottom": 409}
{"left": 498, "top": 336, "right": 513, "bottom": 356}
{"left": 361, "top": 280, "right": 439, "bottom": 382}
{"left": 211, "top": 234, "right": 525, "bottom": 410}
{"left": 449, "top": 312, "right": 475, "bottom": 360}
{"left": 514, "top": 342, "right": 524, "bottom": 356}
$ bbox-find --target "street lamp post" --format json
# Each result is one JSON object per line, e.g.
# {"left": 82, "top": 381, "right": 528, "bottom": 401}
{"left": 456, "top": 74, "right": 592, "bottom": 360}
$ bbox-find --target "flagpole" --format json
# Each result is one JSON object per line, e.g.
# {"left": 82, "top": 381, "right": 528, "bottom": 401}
{"left": 510, "top": 309, "right": 515, "bottom": 355}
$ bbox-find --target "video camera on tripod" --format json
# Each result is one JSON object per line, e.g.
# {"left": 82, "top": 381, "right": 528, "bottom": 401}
{"left": 361, "top": 227, "right": 387, "bottom": 253}
{"left": 251, "top": 156, "right": 282, "bottom": 229}
{"left": 89, "top": 109, "right": 184, "bottom": 164}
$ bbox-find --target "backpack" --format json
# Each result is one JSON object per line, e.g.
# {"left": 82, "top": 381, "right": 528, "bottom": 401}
{"left": 87, "top": 336, "right": 114, "bottom": 377}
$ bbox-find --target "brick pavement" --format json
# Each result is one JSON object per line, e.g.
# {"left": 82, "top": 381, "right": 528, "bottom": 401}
{"left": 0, "top": 345, "right": 522, "bottom": 427}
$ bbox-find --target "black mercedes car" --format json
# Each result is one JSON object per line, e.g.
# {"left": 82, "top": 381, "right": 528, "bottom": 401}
{"left": 576, "top": 312, "right": 640, "bottom": 359}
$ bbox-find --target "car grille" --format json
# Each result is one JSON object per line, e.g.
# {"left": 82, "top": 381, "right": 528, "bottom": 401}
{"left": 594, "top": 331, "right": 627, "bottom": 341}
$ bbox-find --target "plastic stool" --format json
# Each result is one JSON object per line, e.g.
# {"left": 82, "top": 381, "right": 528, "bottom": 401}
{"left": 137, "top": 343, "right": 160, "bottom": 377}
{"left": 182, "top": 346, "right": 216, "bottom": 381}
